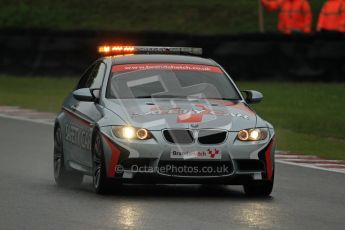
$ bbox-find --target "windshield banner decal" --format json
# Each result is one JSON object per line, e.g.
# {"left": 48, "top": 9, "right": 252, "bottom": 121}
{"left": 112, "top": 63, "right": 223, "bottom": 73}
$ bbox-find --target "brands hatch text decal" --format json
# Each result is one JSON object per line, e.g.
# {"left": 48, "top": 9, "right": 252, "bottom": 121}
{"left": 170, "top": 148, "right": 222, "bottom": 159}
{"left": 112, "top": 63, "right": 223, "bottom": 73}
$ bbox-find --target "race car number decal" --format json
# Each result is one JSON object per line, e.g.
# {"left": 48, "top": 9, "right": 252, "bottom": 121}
{"left": 170, "top": 148, "right": 221, "bottom": 160}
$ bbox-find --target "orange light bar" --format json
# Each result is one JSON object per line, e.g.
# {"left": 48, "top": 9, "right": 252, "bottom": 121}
{"left": 98, "top": 46, "right": 135, "bottom": 54}
{"left": 97, "top": 46, "right": 202, "bottom": 56}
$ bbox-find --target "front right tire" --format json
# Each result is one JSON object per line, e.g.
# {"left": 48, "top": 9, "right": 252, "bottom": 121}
{"left": 243, "top": 172, "right": 274, "bottom": 197}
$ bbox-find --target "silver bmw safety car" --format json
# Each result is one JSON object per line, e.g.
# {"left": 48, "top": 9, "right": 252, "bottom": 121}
{"left": 54, "top": 46, "right": 276, "bottom": 196}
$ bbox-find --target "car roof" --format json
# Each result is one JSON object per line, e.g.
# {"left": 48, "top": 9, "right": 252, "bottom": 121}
{"left": 103, "top": 54, "right": 218, "bottom": 66}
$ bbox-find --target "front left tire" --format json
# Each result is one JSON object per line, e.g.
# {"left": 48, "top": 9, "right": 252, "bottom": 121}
{"left": 92, "top": 132, "right": 114, "bottom": 194}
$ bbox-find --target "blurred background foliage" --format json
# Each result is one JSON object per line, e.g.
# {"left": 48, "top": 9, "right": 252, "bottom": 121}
{"left": 0, "top": 0, "right": 326, "bottom": 35}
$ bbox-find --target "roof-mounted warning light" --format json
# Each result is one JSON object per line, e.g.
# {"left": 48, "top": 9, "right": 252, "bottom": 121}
{"left": 98, "top": 46, "right": 202, "bottom": 56}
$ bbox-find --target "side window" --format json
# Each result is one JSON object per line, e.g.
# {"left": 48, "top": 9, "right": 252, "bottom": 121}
{"left": 86, "top": 62, "right": 106, "bottom": 89}
{"left": 76, "top": 64, "right": 95, "bottom": 89}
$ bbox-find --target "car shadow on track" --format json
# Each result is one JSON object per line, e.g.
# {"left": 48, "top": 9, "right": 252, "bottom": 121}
{"left": 50, "top": 176, "right": 274, "bottom": 202}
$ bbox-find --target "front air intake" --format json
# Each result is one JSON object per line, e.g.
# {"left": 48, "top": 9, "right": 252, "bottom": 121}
{"left": 198, "top": 130, "right": 227, "bottom": 144}
{"left": 163, "top": 129, "right": 194, "bottom": 144}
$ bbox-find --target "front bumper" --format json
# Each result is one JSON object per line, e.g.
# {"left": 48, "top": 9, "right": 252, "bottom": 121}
{"left": 100, "top": 127, "right": 276, "bottom": 184}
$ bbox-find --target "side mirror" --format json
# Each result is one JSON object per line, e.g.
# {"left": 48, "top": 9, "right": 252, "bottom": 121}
{"left": 242, "top": 90, "right": 263, "bottom": 104}
{"left": 73, "top": 88, "right": 94, "bottom": 102}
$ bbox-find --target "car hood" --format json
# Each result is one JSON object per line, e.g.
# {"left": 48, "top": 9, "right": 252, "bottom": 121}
{"left": 104, "top": 98, "right": 257, "bottom": 131}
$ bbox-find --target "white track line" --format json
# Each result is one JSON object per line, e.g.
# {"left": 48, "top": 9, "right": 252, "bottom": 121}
{"left": 0, "top": 114, "right": 54, "bottom": 126}
{"left": 278, "top": 159, "right": 344, "bottom": 163}
{"left": 0, "top": 112, "right": 344, "bottom": 174}
{"left": 276, "top": 160, "right": 345, "bottom": 174}
{"left": 276, "top": 155, "right": 319, "bottom": 159}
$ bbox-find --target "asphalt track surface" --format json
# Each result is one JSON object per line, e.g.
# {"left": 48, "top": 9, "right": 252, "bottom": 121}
{"left": 0, "top": 117, "right": 344, "bottom": 230}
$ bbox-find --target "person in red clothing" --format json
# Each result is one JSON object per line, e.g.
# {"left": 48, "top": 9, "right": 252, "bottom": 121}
{"left": 261, "top": 0, "right": 313, "bottom": 34}
{"left": 317, "top": 0, "right": 345, "bottom": 32}
{"left": 341, "top": 1, "right": 345, "bottom": 32}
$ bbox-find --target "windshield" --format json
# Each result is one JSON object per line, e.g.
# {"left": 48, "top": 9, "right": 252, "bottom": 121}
{"left": 107, "top": 63, "right": 241, "bottom": 100}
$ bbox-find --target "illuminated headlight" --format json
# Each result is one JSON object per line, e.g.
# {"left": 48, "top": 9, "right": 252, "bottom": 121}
{"left": 112, "top": 126, "right": 152, "bottom": 140}
{"left": 237, "top": 128, "right": 268, "bottom": 141}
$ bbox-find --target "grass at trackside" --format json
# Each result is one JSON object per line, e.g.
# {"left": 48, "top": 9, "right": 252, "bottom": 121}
{"left": 0, "top": 75, "right": 344, "bottom": 160}
{"left": 237, "top": 82, "right": 345, "bottom": 140}
{"left": 238, "top": 82, "right": 345, "bottom": 160}
{"left": 275, "top": 129, "right": 345, "bottom": 160}
{"left": 0, "top": 76, "right": 77, "bottom": 112}
{"left": 0, "top": 0, "right": 325, "bottom": 35}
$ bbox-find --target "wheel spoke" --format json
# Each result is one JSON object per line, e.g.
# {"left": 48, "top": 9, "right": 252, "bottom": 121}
{"left": 94, "top": 165, "right": 101, "bottom": 187}
{"left": 54, "top": 128, "right": 63, "bottom": 178}
{"left": 93, "top": 134, "right": 104, "bottom": 189}
{"left": 54, "top": 158, "right": 61, "bottom": 177}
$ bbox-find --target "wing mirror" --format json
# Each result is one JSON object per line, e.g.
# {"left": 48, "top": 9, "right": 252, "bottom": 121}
{"left": 73, "top": 88, "right": 96, "bottom": 102}
{"left": 242, "top": 90, "right": 263, "bottom": 104}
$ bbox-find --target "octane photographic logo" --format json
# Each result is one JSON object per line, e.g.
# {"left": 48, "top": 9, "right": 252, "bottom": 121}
{"left": 114, "top": 164, "right": 231, "bottom": 175}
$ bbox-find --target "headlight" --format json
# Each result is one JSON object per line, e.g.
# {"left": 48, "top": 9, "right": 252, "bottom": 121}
{"left": 112, "top": 126, "right": 152, "bottom": 140}
{"left": 237, "top": 128, "right": 268, "bottom": 141}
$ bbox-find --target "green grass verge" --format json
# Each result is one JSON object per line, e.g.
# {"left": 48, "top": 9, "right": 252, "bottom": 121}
{"left": 238, "top": 82, "right": 345, "bottom": 160}
{"left": 0, "top": 75, "right": 344, "bottom": 160}
{"left": 0, "top": 76, "right": 77, "bottom": 112}
{"left": 0, "top": 0, "right": 325, "bottom": 35}
{"left": 276, "top": 129, "right": 345, "bottom": 160}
